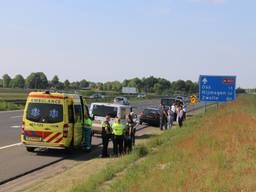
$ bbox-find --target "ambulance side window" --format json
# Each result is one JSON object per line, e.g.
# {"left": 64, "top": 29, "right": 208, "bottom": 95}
{"left": 68, "top": 105, "right": 74, "bottom": 123}
{"left": 74, "top": 105, "right": 82, "bottom": 122}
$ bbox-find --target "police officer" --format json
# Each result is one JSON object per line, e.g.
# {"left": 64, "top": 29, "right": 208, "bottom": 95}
{"left": 125, "top": 113, "right": 136, "bottom": 152}
{"left": 83, "top": 112, "right": 92, "bottom": 151}
{"left": 129, "top": 112, "right": 137, "bottom": 146}
{"left": 101, "top": 114, "right": 112, "bottom": 158}
{"left": 112, "top": 117, "right": 125, "bottom": 156}
{"left": 159, "top": 103, "right": 168, "bottom": 130}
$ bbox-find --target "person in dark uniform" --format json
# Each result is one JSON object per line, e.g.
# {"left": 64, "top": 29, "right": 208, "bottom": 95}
{"left": 127, "top": 112, "right": 136, "bottom": 146}
{"left": 101, "top": 114, "right": 112, "bottom": 158}
{"left": 178, "top": 106, "right": 184, "bottom": 128}
{"left": 159, "top": 103, "right": 168, "bottom": 130}
{"left": 124, "top": 113, "right": 134, "bottom": 153}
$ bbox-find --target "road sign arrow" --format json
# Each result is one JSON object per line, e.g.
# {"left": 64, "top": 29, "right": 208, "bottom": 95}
{"left": 202, "top": 78, "right": 208, "bottom": 84}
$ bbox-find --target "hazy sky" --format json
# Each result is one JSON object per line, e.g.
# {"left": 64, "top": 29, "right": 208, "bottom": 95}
{"left": 0, "top": 0, "right": 255, "bottom": 88}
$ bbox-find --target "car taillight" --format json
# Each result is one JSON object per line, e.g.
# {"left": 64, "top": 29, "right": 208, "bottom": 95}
{"left": 63, "top": 124, "right": 69, "bottom": 138}
{"left": 21, "top": 121, "right": 25, "bottom": 135}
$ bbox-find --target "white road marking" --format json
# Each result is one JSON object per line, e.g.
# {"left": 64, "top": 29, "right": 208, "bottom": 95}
{"left": 10, "top": 115, "right": 23, "bottom": 119}
{"left": 0, "top": 110, "right": 23, "bottom": 114}
{"left": 10, "top": 125, "right": 20, "bottom": 129}
{"left": 0, "top": 143, "right": 22, "bottom": 150}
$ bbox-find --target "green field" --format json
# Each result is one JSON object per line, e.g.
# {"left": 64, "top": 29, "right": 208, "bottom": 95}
{"left": 71, "top": 95, "right": 256, "bottom": 192}
{"left": 0, "top": 88, "right": 158, "bottom": 110}
{"left": 0, "top": 88, "right": 28, "bottom": 100}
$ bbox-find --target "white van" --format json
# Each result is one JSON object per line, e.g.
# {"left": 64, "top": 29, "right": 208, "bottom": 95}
{"left": 89, "top": 103, "right": 132, "bottom": 134}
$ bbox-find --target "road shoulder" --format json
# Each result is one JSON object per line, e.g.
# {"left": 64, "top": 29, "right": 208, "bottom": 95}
{"left": 0, "top": 126, "right": 162, "bottom": 192}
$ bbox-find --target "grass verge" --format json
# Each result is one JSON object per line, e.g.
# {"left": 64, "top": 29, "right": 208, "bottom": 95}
{"left": 71, "top": 95, "right": 256, "bottom": 192}
{"left": 0, "top": 100, "right": 23, "bottom": 111}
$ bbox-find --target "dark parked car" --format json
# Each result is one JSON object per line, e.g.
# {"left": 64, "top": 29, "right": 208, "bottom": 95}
{"left": 139, "top": 108, "right": 160, "bottom": 126}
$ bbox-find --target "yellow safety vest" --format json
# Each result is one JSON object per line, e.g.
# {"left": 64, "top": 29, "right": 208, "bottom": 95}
{"left": 112, "top": 122, "right": 124, "bottom": 136}
{"left": 84, "top": 118, "right": 92, "bottom": 128}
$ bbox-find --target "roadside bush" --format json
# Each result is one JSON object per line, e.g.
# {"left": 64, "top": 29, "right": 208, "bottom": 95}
{"left": 0, "top": 101, "right": 23, "bottom": 111}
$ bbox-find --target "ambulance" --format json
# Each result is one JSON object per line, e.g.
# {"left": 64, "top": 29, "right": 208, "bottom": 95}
{"left": 21, "top": 91, "right": 91, "bottom": 152}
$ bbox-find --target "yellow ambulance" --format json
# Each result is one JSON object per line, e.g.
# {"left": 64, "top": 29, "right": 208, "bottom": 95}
{"left": 21, "top": 91, "right": 90, "bottom": 152}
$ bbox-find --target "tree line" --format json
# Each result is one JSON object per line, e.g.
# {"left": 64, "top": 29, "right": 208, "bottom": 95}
{"left": 0, "top": 73, "right": 199, "bottom": 95}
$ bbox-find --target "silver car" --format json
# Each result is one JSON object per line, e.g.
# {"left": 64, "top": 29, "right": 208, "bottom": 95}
{"left": 114, "top": 96, "right": 129, "bottom": 105}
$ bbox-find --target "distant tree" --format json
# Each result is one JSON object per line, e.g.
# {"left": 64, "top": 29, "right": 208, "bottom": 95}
{"left": 51, "top": 75, "right": 59, "bottom": 88}
{"left": 2, "top": 74, "right": 11, "bottom": 88}
{"left": 153, "top": 83, "right": 162, "bottom": 94}
{"left": 142, "top": 76, "right": 158, "bottom": 93}
{"left": 26, "top": 72, "right": 48, "bottom": 89}
{"left": 70, "top": 81, "right": 80, "bottom": 89}
{"left": 56, "top": 82, "right": 64, "bottom": 90}
{"left": 96, "top": 82, "right": 103, "bottom": 90}
{"left": 236, "top": 87, "right": 246, "bottom": 94}
{"left": 102, "top": 81, "right": 122, "bottom": 91}
{"left": 0, "top": 79, "right": 2, "bottom": 87}
{"left": 127, "top": 78, "right": 143, "bottom": 91}
{"left": 133, "top": 78, "right": 143, "bottom": 91}
{"left": 185, "top": 80, "right": 194, "bottom": 94}
{"left": 80, "top": 79, "right": 89, "bottom": 89}
{"left": 64, "top": 80, "right": 70, "bottom": 89}
{"left": 122, "top": 79, "right": 129, "bottom": 87}
{"left": 10, "top": 74, "right": 25, "bottom": 88}
{"left": 103, "top": 82, "right": 113, "bottom": 91}
{"left": 112, "top": 81, "right": 122, "bottom": 91}
{"left": 175, "top": 80, "right": 186, "bottom": 91}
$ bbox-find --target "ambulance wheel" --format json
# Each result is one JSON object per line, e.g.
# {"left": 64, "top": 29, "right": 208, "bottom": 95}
{"left": 26, "top": 147, "right": 35, "bottom": 152}
{"left": 64, "top": 147, "right": 74, "bottom": 154}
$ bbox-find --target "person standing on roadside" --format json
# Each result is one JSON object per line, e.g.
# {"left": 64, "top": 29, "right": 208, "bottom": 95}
{"left": 83, "top": 112, "right": 92, "bottom": 151}
{"left": 159, "top": 103, "right": 168, "bottom": 130}
{"left": 124, "top": 113, "right": 134, "bottom": 153}
{"left": 177, "top": 106, "right": 184, "bottom": 128}
{"left": 112, "top": 117, "right": 125, "bottom": 156}
{"left": 171, "top": 102, "right": 176, "bottom": 125}
{"left": 167, "top": 108, "right": 174, "bottom": 129}
{"left": 130, "top": 112, "right": 137, "bottom": 146}
{"left": 101, "top": 114, "right": 112, "bottom": 158}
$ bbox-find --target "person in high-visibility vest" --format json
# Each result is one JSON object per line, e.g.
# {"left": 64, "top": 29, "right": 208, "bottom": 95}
{"left": 112, "top": 117, "right": 125, "bottom": 156}
{"left": 83, "top": 112, "right": 92, "bottom": 151}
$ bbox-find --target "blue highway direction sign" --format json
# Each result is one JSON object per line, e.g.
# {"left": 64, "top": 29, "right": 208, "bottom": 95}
{"left": 199, "top": 75, "right": 236, "bottom": 102}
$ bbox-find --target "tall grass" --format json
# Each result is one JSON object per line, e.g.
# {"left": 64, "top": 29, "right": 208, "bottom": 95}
{"left": 107, "top": 95, "right": 256, "bottom": 192}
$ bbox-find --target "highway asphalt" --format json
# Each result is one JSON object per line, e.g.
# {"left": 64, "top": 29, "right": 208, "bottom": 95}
{"left": 0, "top": 110, "right": 23, "bottom": 147}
